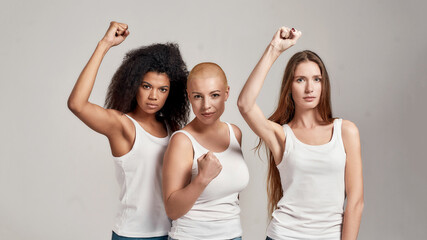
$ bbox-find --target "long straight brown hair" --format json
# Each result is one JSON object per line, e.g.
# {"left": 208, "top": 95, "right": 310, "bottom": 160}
{"left": 260, "top": 50, "right": 334, "bottom": 216}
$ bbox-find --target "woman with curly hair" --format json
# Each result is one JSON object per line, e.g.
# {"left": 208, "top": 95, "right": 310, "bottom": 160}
{"left": 68, "top": 21, "right": 189, "bottom": 240}
{"left": 238, "top": 27, "right": 363, "bottom": 239}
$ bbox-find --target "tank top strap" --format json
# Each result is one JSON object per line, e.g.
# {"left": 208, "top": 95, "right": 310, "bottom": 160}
{"left": 125, "top": 114, "right": 169, "bottom": 145}
{"left": 333, "top": 118, "right": 345, "bottom": 152}
{"left": 225, "top": 122, "right": 240, "bottom": 147}
{"left": 171, "top": 130, "right": 207, "bottom": 154}
{"left": 124, "top": 114, "right": 142, "bottom": 140}
{"left": 282, "top": 124, "right": 294, "bottom": 154}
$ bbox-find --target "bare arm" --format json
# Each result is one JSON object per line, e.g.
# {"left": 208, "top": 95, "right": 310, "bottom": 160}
{"left": 341, "top": 120, "right": 364, "bottom": 240}
{"left": 67, "top": 21, "right": 129, "bottom": 137}
{"left": 162, "top": 133, "right": 222, "bottom": 220}
{"left": 237, "top": 27, "right": 301, "bottom": 163}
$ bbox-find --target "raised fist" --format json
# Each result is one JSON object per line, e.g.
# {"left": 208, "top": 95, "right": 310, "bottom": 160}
{"left": 100, "top": 21, "right": 130, "bottom": 48}
{"left": 270, "top": 26, "right": 302, "bottom": 52}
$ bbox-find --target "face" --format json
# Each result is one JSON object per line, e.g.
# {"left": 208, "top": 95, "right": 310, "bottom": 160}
{"left": 291, "top": 61, "right": 322, "bottom": 110}
{"left": 187, "top": 76, "right": 229, "bottom": 125}
{"left": 136, "top": 71, "right": 170, "bottom": 114}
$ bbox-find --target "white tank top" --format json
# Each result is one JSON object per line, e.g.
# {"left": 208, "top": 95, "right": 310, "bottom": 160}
{"left": 168, "top": 122, "right": 250, "bottom": 240}
{"left": 267, "top": 119, "right": 346, "bottom": 240}
{"left": 112, "top": 115, "right": 171, "bottom": 237}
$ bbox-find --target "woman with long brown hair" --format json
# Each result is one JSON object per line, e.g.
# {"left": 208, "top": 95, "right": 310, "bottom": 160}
{"left": 238, "top": 27, "right": 364, "bottom": 239}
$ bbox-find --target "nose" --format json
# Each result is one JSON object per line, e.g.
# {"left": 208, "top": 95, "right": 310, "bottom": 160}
{"left": 202, "top": 98, "right": 211, "bottom": 110}
{"left": 305, "top": 80, "right": 314, "bottom": 93}
{"left": 148, "top": 89, "right": 158, "bottom": 100}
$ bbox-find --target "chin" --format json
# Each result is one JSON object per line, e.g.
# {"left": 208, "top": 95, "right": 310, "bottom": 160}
{"left": 143, "top": 108, "right": 160, "bottom": 115}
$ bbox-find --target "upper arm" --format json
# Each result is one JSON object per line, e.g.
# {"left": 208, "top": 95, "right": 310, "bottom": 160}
{"left": 239, "top": 104, "right": 285, "bottom": 162}
{"left": 69, "top": 102, "right": 124, "bottom": 137}
{"left": 162, "top": 132, "right": 194, "bottom": 203}
{"left": 342, "top": 120, "right": 364, "bottom": 203}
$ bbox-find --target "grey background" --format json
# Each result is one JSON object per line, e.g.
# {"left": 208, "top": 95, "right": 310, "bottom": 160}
{"left": 1, "top": 0, "right": 426, "bottom": 239}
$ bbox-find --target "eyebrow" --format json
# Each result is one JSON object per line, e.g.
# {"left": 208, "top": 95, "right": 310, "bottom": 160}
{"left": 294, "top": 75, "right": 322, "bottom": 79}
{"left": 142, "top": 81, "right": 169, "bottom": 88}
{"left": 191, "top": 90, "right": 221, "bottom": 94}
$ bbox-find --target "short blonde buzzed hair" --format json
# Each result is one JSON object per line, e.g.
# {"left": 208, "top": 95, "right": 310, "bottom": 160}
{"left": 187, "top": 62, "right": 228, "bottom": 86}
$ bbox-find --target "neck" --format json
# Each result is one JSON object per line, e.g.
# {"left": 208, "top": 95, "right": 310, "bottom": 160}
{"left": 190, "top": 117, "right": 223, "bottom": 134}
{"left": 130, "top": 107, "right": 158, "bottom": 123}
{"left": 291, "top": 107, "right": 323, "bottom": 128}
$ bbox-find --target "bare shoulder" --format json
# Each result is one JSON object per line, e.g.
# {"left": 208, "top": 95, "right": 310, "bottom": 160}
{"left": 341, "top": 119, "right": 360, "bottom": 138}
{"left": 165, "top": 131, "right": 194, "bottom": 167}
{"left": 229, "top": 123, "right": 242, "bottom": 145}
{"left": 169, "top": 131, "right": 193, "bottom": 150}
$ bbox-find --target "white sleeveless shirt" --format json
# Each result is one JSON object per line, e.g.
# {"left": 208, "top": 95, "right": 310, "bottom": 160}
{"left": 168, "top": 122, "right": 249, "bottom": 240}
{"left": 267, "top": 119, "right": 346, "bottom": 240}
{"left": 112, "top": 115, "right": 171, "bottom": 237}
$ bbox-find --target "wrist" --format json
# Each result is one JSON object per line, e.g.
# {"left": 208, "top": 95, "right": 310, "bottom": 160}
{"left": 267, "top": 43, "right": 282, "bottom": 59}
{"left": 97, "top": 40, "right": 112, "bottom": 53}
{"left": 194, "top": 174, "right": 210, "bottom": 188}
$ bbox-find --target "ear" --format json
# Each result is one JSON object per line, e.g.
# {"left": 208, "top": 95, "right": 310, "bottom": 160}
{"left": 224, "top": 86, "right": 230, "bottom": 101}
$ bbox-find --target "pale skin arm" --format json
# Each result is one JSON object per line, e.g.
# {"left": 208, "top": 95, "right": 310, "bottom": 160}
{"left": 162, "top": 133, "right": 222, "bottom": 220}
{"left": 237, "top": 27, "right": 302, "bottom": 163}
{"left": 341, "top": 120, "right": 364, "bottom": 240}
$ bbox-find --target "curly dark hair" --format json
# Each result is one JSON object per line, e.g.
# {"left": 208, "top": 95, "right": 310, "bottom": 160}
{"left": 105, "top": 43, "right": 189, "bottom": 132}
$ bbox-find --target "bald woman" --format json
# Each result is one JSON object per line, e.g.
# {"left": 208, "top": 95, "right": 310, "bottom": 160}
{"left": 163, "top": 63, "right": 249, "bottom": 240}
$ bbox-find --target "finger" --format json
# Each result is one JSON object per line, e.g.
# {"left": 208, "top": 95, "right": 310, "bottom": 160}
{"left": 123, "top": 30, "right": 130, "bottom": 37}
{"left": 197, "top": 153, "right": 207, "bottom": 161}
{"left": 117, "top": 23, "right": 128, "bottom": 30}
{"left": 205, "top": 151, "right": 213, "bottom": 157}
{"left": 291, "top": 30, "right": 302, "bottom": 42}
{"left": 280, "top": 26, "right": 291, "bottom": 39}
{"left": 115, "top": 26, "right": 127, "bottom": 36}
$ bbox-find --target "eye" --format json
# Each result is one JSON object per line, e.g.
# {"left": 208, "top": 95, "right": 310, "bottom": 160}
{"left": 296, "top": 78, "right": 304, "bottom": 83}
{"left": 159, "top": 88, "right": 168, "bottom": 93}
{"left": 212, "top": 93, "right": 220, "bottom": 98}
{"left": 314, "top": 77, "right": 322, "bottom": 82}
{"left": 193, "top": 95, "right": 202, "bottom": 99}
{"left": 142, "top": 84, "right": 151, "bottom": 89}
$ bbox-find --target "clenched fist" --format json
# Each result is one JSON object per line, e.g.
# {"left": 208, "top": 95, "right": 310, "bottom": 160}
{"left": 197, "top": 151, "right": 222, "bottom": 185}
{"left": 100, "top": 21, "right": 130, "bottom": 48}
{"left": 270, "top": 26, "right": 302, "bottom": 53}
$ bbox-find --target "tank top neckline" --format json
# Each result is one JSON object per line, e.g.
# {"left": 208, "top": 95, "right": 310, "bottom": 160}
{"left": 125, "top": 114, "right": 169, "bottom": 143}
{"left": 285, "top": 119, "right": 339, "bottom": 149}
{"left": 176, "top": 122, "right": 234, "bottom": 155}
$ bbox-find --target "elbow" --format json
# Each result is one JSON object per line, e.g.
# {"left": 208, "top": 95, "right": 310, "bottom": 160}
{"left": 237, "top": 97, "right": 250, "bottom": 115}
{"left": 346, "top": 198, "right": 364, "bottom": 215}
{"left": 67, "top": 97, "right": 83, "bottom": 114}
{"left": 165, "top": 205, "right": 180, "bottom": 221}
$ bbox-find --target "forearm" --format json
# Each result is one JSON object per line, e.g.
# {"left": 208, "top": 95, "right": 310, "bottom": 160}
{"left": 164, "top": 175, "right": 209, "bottom": 220}
{"left": 237, "top": 44, "right": 281, "bottom": 113}
{"left": 68, "top": 41, "right": 111, "bottom": 112}
{"left": 341, "top": 201, "right": 364, "bottom": 240}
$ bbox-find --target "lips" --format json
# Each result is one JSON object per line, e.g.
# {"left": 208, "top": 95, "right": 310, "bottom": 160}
{"left": 201, "top": 112, "right": 215, "bottom": 118}
{"left": 303, "top": 96, "right": 316, "bottom": 102}
{"left": 146, "top": 103, "right": 159, "bottom": 109}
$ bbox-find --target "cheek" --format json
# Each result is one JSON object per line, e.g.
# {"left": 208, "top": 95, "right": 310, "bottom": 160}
{"left": 291, "top": 84, "right": 302, "bottom": 97}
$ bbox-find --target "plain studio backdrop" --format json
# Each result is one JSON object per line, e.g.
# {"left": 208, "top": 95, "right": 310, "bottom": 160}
{"left": 1, "top": 0, "right": 426, "bottom": 239}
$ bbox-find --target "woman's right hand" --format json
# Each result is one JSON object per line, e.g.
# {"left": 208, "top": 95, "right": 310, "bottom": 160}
{"left": 197, "top": 151, "right": 222, "bottom": 185}
{"left": 270, "top": 26, "right": 302, "bottom": 53}
{"left": 100, "top": 21, "right": 130, "bottom": 48}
